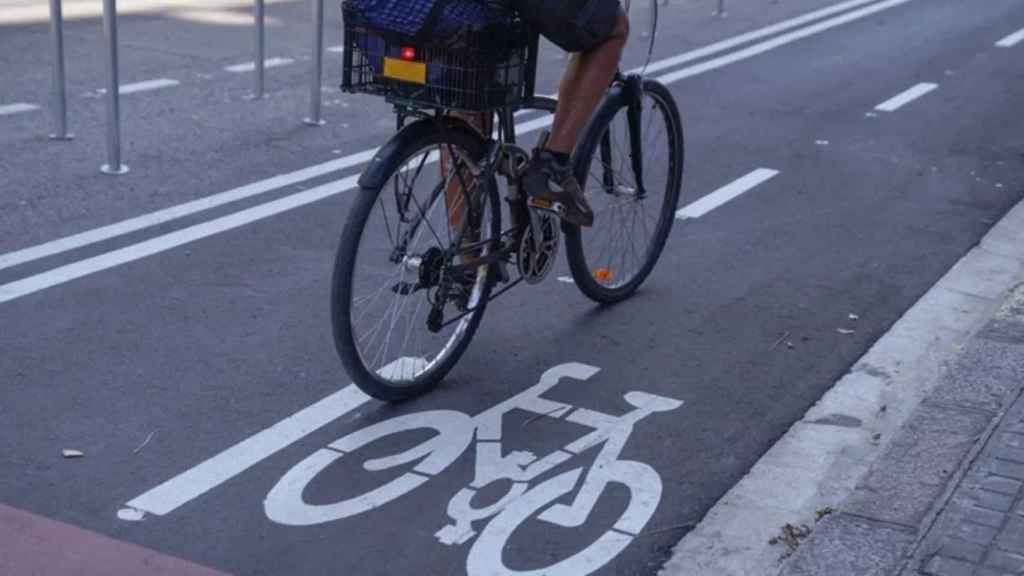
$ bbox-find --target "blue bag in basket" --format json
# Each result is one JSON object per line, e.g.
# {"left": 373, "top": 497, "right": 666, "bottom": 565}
{"left": 344, "top": 0, "right": 506, "bottom": 40}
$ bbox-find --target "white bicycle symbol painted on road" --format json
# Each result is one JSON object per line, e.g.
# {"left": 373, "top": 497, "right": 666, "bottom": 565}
{"left": 264, "top": 362, "right": 683, "bottom": 575}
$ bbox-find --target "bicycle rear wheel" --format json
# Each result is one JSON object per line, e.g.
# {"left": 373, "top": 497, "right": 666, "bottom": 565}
{"left": 332, "top": 121, "right": 499, "bottom": 401}
{"left": 565, "top": 79, "right": 684, "bottom": 304}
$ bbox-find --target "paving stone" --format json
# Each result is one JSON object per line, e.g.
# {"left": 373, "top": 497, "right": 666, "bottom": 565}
{"left": 986, "top": 550, "right": 1024, "bottom": 573}
{"left": 782, "top": 514, "right": 914, "bottom": 576}
{"left": 992, "top": 446, "right": 1024, "bottom": 464}
{"left": 938, "top": 536, "right": 987, "bottom": 563}
{"left": 980, "top": 475, "right": 1023, "bottom": 496}
{"left": 956, "top": 521, "right": 1000, "bottom": 547}
{"left": 845, "top": 404, "right": 991, "bottom": 527}
{"left": 995, "top": 516, "right": 1024, "bottom": 552}
{"left": 973, "top": 489, "right": 1017, "bottom": 513}
{"left": 922, "top": 555, "right": 977, "bottom": 576}
{"left": 1002, "top": 433, "right": 1024, "bottom": 450}
{"left": 930, "top": 340, "right": 1024, "bottom": 413}
{"left": 988, "top": 459, "right": 1024, "bottom": 481}
{"left": 965, "top": 505, "right": 1007, "bottom": 528}
{"left": 975, "top": 568, "right": 1008, "bottom": 576}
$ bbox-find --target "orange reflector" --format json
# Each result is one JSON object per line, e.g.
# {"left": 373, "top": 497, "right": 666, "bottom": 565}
{"left": 594, "top": 268, "right": 614, "bottom": 281}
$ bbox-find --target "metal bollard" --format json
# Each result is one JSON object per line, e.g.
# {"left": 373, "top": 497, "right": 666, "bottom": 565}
{"left": 303, "top": 0, "right": 326, "bottom": 126}
{"left": 253, "top": 0, "right": 266, "bottom": 99}
{"left": 101, "top": 0, "right": 128, "bottom": 174}
{"left": 48, "top": 0, "right": 73, "bottom": 140}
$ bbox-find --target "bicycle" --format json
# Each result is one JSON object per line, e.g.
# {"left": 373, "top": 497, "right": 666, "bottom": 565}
{"left": 334, "top": 0, "right": 685, "bottom": 401}
{"left": 264, "top": 362, "right": 685, "bottom": 575}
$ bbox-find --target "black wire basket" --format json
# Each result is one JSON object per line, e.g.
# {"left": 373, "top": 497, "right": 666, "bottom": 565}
{"left": 341, "top": 4, "right": 539, "bottom": 112}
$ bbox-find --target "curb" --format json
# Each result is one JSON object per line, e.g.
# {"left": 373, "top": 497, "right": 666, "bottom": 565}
{"left": 659, "top": 199, "right": 1024, "bottom": 576}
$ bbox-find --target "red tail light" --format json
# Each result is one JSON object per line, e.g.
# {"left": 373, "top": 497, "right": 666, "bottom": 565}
{"left": 400, "top": 46, "right": 417, "bottom": 61}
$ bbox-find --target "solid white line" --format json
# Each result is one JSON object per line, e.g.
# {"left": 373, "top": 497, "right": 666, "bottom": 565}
{"left": 0, "top": 102, "right": 40, "bottom": 116}
{"left": 327, "top": 45, "right": 345, "bottom": 53}
{"left": 0, "top": 0, "right": 910, "bottom": 300}
{"left": 676, "top": 169, "right": 779, "bottom": 220}
{"left": 656, "top": 0, "right": 915, "bottom": 85}
{"left": 632, "top": 0, "right": 885, "bottom": 75}
{"left": 123, "top": 384, "right": 371, "bottom": 516}
{"left": 0, "top": 149, "right": 377, "bottom": 273}
{"left": 225, "top": 57, "right": 294, "bottom": 72}
{"left": 0, "top": 174, "right": 359, "bottom": 304}
{"left": 117, "top": 78, "right": 180, "bottom": 95}
{"left": 996, "top": 27, "right": 1024, "bottom": 48}
{"left": 874, "top": 82, "right": 937, "bottom": 112}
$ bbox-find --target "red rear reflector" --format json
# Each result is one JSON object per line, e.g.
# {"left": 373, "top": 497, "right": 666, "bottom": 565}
{"left": 400, "top": 46, "right": 417, "bottom": 61}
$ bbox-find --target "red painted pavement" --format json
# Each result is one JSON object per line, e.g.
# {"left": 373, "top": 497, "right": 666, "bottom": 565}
{"left": 0, "top": 504, "right": 229, "bottom": 576}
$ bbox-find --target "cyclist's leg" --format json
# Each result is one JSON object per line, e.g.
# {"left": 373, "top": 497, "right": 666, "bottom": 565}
{"left": 547, "top": 13, "right": 629, "bottom": 154}
{"left": 517, "top": 2, "right": 629, "bottom": 226}
{"left": 442, "top": 113, "right": 491, "bottom": 256}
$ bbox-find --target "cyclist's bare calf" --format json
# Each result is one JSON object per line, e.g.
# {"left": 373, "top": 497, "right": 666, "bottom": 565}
{"left": 547, "top": 12, "right": 629, "bottom": 154}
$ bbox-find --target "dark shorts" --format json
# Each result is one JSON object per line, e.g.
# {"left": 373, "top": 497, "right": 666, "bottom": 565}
{"left": 511, "top": 0, "right": 621, "bottom": 53}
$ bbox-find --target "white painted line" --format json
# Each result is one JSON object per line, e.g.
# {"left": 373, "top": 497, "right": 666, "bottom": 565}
{"left": 557, "top": 276, "right": 575, "bottom": 284}
{"left": 225, "top": 57, "right": 294, "bottom": 73}
{"left": 656, "top": 0, "right": 915, "bottom": 86}
{"left": 0, "top": 102, "right": 40, "bottom": 116}
{"left": 327, "top": 45, "right": 345, "bottom": 53}
{"left": 0, "top": 149, "right": 377, "bottom": 273}
{"left": 996, "top": 27, "right": 1024, "bottom": 48}
{"left": 122, "top": 384, "right": 371, "bottom": 517}
{"left": 0, "top": 173, "right": 359, "bottom": 304}
{"left": 117, "top": 78, "right": 179, "bottom": 95}
{"left": 676, "top": 169, "right": 779, "bottom": 220}
{"left": 0, "top": 0, "right": 910, "bottom": 294}
{"left": 874, "top": 82, "right": 938, "bottom": 112}
{"left": 634, "top": 0, "right": 886, "bottom": 75}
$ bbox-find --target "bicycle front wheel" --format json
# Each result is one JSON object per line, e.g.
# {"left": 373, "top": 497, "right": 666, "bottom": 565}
{"left": 566, "top": 79, "right": 685, "bottom": 304}
{"left": 332, "top": 121, "right": 499, "bottom": 401}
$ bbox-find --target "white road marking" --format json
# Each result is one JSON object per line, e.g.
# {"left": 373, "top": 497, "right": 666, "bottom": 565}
{"left": 224, "top": 57, "right": 294, "bottom": 73}
{"left": 0, "top": 149, "right": 377, "bottom": 273}
{"left": 874, "top": 82, "right": 937, "bottom": 112}
{"left": 0, "top": 0, "right": 911, "bottom": 301}
{"left": 657, "top": 0, "right": 914, "bottom": 85}
{"left": 634, "top": 0, "right": 886, "bottom": 75}
{"left": 121, "top": 384, "right": 371, "bottom": 517}
{"left": 0, "top": 102, "right": 40, "bottom": 116}
{"left": 996, "top": 27, "right": 1024, "bottom": 48}
{"left": 676, "top": 169, "right": 779, "bottom": 220}
{"left": 0, "top": 174, "right": 360, "bottom": 304}
{"left": 106, "top": 78, "right": 180, "bottom": 95}
{"left": 327, "top": 45, "right": 345, "bottom": 53}
{"left": 557, "top": 276, "right": 575, "bottom": 284}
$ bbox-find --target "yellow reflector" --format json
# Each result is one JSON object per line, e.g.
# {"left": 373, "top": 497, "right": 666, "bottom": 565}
{"left": 594, "top": 268, "right": 614, "bottom": 282}
{"left": 383, "top": 57, "right": 426, "bottom": 84}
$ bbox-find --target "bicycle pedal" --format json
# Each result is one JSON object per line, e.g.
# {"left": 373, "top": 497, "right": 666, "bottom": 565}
{"left": 526, "top": 197, "right": 565, "bottom": 217}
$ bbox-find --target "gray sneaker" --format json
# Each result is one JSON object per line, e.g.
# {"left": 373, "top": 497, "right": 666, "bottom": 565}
{"left": 522, "top": 147, "right": 594, "bottom": 228}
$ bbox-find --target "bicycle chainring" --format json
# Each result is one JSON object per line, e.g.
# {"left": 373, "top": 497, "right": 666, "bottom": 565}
{"left": 517, "top": 210, "right": 560, "bottom": 285}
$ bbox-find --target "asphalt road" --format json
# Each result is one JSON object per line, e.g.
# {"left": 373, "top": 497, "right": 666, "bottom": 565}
{"left": 2, "top": 0, "right": 1023, "bottom": 574}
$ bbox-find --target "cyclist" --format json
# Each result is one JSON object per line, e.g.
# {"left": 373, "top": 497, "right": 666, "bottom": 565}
{"left": 457, "top": 1, "right": 629, "bottom": 228}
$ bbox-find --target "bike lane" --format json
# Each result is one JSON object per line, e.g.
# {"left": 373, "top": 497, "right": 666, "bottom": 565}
{"left": 3, "top": 0, "right": 1024, "bottom": 574}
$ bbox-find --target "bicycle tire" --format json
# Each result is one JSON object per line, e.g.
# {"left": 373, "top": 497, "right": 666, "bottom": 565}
{"left": 332, "top": 120, "right": 499, "bottom": 401}
{"left": 565, "top": 79, "right": 684, "bottom": 304}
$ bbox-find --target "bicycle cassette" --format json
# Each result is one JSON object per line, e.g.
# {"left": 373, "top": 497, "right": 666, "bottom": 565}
{"left": 517, "top": 210, "right": 560, "bottom": 284}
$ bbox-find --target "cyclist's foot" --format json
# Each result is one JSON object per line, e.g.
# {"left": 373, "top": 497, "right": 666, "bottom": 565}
{"left": 522, "top": 145, "right": 594, "bottom": 228}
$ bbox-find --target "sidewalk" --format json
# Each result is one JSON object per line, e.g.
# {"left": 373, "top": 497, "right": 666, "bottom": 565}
{"left": 781, "top": 226, "right": 1024, "bottom": 573}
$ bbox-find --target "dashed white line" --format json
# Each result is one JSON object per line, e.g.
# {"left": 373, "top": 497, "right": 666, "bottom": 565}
{"left": 327, "top": 45, "right": 345, "bottom": 54}
{"left": 0, "top": 102, "right": 40, "bottom": 116}
{"left": 676, "top": 169, "right": 780, "bottom": 220}
{"left": 99, "top": 78, "right": 180, "bottom": 95}
{"left": 996, "top": 27, "right": 1024, "bottom": 48}
{"left": 225, "top": 57, "right": 294, "bottom": 73}
{"left": 874, "top": 82, "right": 937, "bottom": 112}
